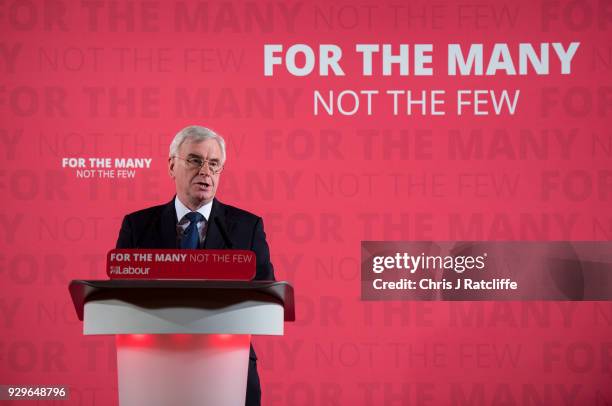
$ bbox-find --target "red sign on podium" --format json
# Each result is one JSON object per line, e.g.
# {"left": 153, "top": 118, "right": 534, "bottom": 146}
{"left": 106, "top": 249, "right": 256, "bottom": 280}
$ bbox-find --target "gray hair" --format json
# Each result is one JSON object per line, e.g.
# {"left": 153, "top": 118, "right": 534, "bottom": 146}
{"left": 169, "top": 125, "right": 227, "bottom": 163}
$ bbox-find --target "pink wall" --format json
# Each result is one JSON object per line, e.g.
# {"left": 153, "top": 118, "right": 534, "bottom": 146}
{"left": 2, "top": 0, "right": 611, "bottom": 404}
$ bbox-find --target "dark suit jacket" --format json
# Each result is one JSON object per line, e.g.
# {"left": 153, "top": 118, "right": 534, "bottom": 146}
{"left": 115, "top": 197, "right": 276, "bottom": 361}
{"left": 116, "top": 197, "right": 275, "bottom": 280}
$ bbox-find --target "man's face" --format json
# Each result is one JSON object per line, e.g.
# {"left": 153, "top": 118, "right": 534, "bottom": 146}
{"left": 168, "top": 138, "right": 223, "bottom": 210}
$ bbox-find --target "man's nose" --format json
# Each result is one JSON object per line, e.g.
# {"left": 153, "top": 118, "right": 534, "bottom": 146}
{"left": 198, "top": 162, "right": 213, "bottom": 175}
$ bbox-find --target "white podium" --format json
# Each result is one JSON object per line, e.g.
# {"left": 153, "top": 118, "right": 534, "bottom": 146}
{"left": 69, "top": 280, "right": 295, "bottom": 406}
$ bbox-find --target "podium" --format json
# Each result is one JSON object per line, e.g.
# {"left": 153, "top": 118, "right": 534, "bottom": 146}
{"left": 69, "top": 280, "right": 294, "bottom": 406}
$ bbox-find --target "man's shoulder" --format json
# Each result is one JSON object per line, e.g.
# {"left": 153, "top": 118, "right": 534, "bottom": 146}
{"left": 216, "top": 200, "right": 262, "bottom": 223}
{"left": 123, "top": 201, "right": 172, "bottom": 223}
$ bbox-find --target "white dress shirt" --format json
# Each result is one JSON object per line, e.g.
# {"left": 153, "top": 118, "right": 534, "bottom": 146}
{"left": 174, "top": 197, "right": 212, "bottom": 247}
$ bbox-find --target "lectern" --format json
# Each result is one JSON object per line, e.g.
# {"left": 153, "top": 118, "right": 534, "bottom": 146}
{"left": 69, "top": 280, "right": 294, "bottom": 406}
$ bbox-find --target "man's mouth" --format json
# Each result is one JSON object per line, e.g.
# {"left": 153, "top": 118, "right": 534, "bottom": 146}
{"left": 195, "top": 180, "right": 211, "bottom": 188}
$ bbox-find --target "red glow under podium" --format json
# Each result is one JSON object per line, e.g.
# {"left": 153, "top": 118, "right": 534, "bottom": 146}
{"left": 69, "top": 280, "right": 295, "bottom": 406}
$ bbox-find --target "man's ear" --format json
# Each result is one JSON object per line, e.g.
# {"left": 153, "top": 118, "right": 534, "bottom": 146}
{"left": 168, "top": 157, "right": 175, "bottom": 178}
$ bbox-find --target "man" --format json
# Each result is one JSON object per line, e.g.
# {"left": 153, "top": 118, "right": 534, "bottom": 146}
{"left": 116, "top": 125, "right": 274, "bottom": 406}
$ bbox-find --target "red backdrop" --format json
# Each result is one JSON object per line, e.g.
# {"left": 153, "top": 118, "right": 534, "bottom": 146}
{"left": 2, "top": 0, "right": 611, "bottom": 404}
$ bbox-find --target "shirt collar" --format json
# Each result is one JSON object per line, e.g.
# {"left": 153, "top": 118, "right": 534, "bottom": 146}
{"left": 174, "top": 196, "right": 213, "bottom": 223}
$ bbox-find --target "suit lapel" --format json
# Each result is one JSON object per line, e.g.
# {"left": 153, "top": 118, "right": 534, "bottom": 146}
{"left": 160, "top": 199, "right": 179, "bottom": 248}
{"left": 204, "top": 198, "right": 233, "bottom": 249}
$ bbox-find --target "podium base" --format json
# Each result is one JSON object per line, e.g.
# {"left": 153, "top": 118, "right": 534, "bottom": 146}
{"left": 116, "top": 334, "right": 250, "bottom": 406}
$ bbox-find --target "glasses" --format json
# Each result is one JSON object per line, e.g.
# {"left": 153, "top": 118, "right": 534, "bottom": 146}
{"left": 175, "top": 156, "right": 224, "bottom": 174}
